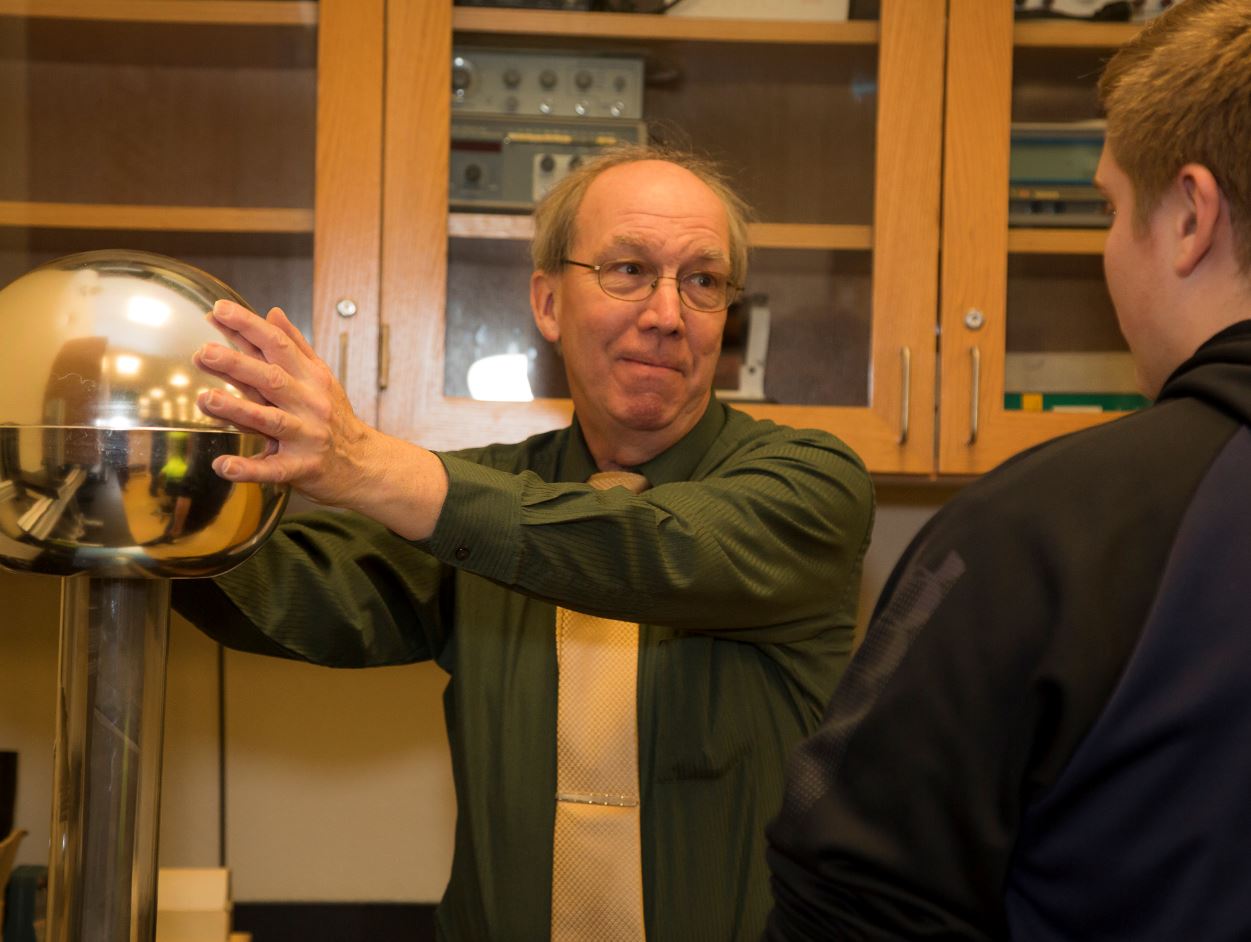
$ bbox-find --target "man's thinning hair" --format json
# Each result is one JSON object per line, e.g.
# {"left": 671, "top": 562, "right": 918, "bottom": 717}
{"left": 1098, "top": 0, "right": 1251, "bottom": 272}
{"left": 530, "top": 143, "right": 753, "bottom": 285}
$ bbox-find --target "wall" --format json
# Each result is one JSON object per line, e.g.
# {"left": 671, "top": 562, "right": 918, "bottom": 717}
{"left": 0, "top": 487, "right": 948, "bottom": 904}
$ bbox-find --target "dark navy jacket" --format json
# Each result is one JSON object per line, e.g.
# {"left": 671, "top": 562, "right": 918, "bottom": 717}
{"left": 766, "top": 321, "right": 1251, "bottom": 940}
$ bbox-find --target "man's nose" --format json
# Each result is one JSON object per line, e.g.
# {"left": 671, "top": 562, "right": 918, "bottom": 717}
{"left": 640, "top": 276, "right": 684, "bottom": 333}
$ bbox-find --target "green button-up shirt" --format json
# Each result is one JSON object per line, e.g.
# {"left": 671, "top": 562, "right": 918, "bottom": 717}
{"left": 172, "top": 400, "right": 873, "bottom": 940}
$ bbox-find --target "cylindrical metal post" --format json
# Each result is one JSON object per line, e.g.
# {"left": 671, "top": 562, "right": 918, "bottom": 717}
{"left": 47, "top": 575, "right": 171, "bottom": 942}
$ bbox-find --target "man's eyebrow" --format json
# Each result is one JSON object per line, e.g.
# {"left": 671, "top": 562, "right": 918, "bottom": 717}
{"left": 608, "top": 235, "right": 729, "bottom": 263}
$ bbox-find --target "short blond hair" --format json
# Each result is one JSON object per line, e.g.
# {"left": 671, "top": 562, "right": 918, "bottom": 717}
{"left": 1098, "top": 0, "right": 1251, "bottom": 272}
{"left": 530, "top": 143, "right": 753, "bottom": 285}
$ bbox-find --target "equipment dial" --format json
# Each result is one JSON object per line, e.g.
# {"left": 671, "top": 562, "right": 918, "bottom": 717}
{"left": 539, "top": 69, "right": 558, "bottom": 90}
{"left": 451, "top": 56, "right": 474, "bottom": 98}
{"left": 575, "top": 69, "right": 593, "bottom": 91}
{"left": 503, "top": 67, "right": 521, "bottom": 89}
{"left": 539, "top": 154, "right": 556, "bottom": 173}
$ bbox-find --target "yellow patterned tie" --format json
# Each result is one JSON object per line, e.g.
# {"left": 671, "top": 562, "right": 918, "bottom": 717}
{"left": 551, "top": 470, "right": 650, "bottom": 942}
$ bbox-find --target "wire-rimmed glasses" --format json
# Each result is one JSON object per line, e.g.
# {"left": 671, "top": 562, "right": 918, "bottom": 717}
{"left": 562, "top": 258, "right": 741, "bottom": 313}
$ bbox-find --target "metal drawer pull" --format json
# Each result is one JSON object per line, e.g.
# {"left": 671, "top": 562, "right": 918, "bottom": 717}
{"left": 898, "top": 346, "right": 912, "bottom": 445}
{"left": 967, "top": 346, "right": 981, "bottom": 446}
{"left": 338, "top": 331, "right": 349, "bottom": 389}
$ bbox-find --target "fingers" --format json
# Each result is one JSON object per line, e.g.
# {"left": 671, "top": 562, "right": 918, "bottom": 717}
{"left": 211, "top": 299, "right": 311, "bottom": 379}
{"left": 267, "top": 306, "right": 318, "bottom": 360}
{"left": 205, "top": 309, "right": 264, "bottom": 360}
{"left": 212, "top": 452, "right": 300, "bottom": 485}
{"left": 195, "top": 342, "right": 305, "bottom": 411}
{"left": 197, "top": 387, "right": 305, "bottom": 442}
{"left": 192, "top": 357, "right": 267, "bottom": 407}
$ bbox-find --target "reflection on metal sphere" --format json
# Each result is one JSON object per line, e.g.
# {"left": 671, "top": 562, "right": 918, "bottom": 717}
{"left": 0, "top": 249, "right": 289, "bottom": 578}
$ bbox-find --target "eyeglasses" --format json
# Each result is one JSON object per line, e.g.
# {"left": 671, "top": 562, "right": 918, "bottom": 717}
{"left": 562, "top": 258, "right": 741, "bottom": 313}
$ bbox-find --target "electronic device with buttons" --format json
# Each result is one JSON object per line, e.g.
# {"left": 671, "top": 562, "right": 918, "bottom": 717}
{"left": 451, "top": 113, "right": 648, "bottom": 211}
{"left": 450, "top": 48, "right": 648, "bottom": 211}
{"left": 452, "top": 48, "right": 645, "bottom": 120}
{"left": 1009, "top": 120, "right": 1110, "bottom": 227}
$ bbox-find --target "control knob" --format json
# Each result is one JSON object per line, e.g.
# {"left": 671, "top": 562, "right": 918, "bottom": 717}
{"left": 451, "top": 56, "right": 473, "bottom": 97}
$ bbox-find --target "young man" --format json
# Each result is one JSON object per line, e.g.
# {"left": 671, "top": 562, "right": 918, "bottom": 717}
{"left": 765, "top": 2, "right": 1251, "bottom": 938}
{"left": 175, "top": 146, "right": 874, "bottom": 940}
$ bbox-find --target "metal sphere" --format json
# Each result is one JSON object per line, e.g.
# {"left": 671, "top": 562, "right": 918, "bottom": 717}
{"left": 0, "top": 250, "right": 288, "bottom": 577}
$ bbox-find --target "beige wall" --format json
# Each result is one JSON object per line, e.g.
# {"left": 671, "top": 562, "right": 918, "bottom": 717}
{"left": 0, "top": 577, "right": 221, "bottom": 871}
{"left": 0, "top": 486, "right": 949, "bottom": 904}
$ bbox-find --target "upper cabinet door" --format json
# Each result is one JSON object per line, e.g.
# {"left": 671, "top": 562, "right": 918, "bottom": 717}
{"left": 0, "top": 0, "right": 384, "bottom": 420}
{"left": 938, "top": 0, "right": 1146, "bottom": 475}
{"left": 0, "top": 4, "right": 306, "bottom": 387}
{"left": 379, "top": 0, "right": 945, "bottom": 475}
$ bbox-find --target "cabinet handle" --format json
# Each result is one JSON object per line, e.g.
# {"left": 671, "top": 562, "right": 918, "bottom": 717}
{"left": 967, "top": 346, "right": 981, "bottom": 446}
{"left": 897, "top": 346, "right": 911, "bottom": 445}
{"left": 338, "top": 331, "right": 349, "bottom": 389}
{"left": 378, "top": 323, "right": 390, "bottom": 391}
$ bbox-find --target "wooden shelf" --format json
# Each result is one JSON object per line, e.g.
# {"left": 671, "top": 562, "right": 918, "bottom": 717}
{"left": 0, "top": 201, "right": 314, "bottom": 234}
{"left": 0, "top": 0, "right": 317, "bottom": 25}
{"left": 750, "top": 223, "right": 871, "bottom": 251}
{"left": 1007, "top": 227, "right": 1106, "bottom": 255}
{"left": 449, "top": 213, "right": 871, "bottom": 250}
{"left": 453, "top": 8, "right": 878, "bottom": 45}
{"left": 1013, "top": 20, "right": 1142, "bottom": 48}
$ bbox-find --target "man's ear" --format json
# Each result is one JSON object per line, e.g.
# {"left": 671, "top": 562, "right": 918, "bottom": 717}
{"left": 1173, "top": 163, "right": 1223, "bottom": 278}
{"left": 531, "top": 269, "right": 561, "bottom": 343}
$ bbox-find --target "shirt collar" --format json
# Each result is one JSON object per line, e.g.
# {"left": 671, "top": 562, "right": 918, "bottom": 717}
{"left": 561, "top": 397, "right": 727, "bottom": 486}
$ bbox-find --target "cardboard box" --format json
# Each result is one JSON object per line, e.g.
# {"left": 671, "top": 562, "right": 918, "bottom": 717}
{"left": 155, "top": 868, "right": 232, "bottom": 942}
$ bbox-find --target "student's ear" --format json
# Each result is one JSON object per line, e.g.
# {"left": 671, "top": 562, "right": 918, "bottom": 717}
{"left": 531, "top": 269, "right": 561, "bottom": 344}
{"left": 1174, "top": 163, "right": 1223, "bottom": 278}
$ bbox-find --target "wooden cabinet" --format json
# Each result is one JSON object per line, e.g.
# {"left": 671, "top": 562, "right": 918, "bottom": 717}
{"left": 0, "top": 0, "right": 384, "bottom": 423}
{"left": 938, "top": 1, "right": 1144, "bottom": 474}
{"left": 377, "top": 1, "right": 945, "bottom": 475}
{"left": 0, "top": 1, "right": 1149, "bottom": 479}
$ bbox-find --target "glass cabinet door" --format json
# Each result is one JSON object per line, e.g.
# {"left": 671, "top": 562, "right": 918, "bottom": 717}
{"left": 0, "top": 3, "right": 318, "bottom": 358}
{"left": 379, "top": 0, "right": 945, "bottom": 475}
{"left": 0, "top": 0, "right": 383, "bottom": 424}
{"left": 938, "top": 0, "right": 1145, "bottom": 475}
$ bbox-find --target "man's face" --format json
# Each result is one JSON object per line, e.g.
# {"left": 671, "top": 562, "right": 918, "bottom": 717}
{"left": 532, "top": 160, "right": 731, "bottom": 458}
{"left": 1096, "top": 145, "right": 1173, "bottom": 397}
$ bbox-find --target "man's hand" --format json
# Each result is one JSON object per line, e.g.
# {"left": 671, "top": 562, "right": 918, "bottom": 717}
{"left": 193, "top": 299, "right": 447, "bottom": 540}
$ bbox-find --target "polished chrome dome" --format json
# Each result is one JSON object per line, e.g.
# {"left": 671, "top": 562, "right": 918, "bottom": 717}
{"left": 0, "top": 250, "right": 289, "bottom": 577}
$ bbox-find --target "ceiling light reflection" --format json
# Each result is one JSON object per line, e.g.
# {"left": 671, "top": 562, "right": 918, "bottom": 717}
{"left": 125, "top": 296, "right": 172, "bottom": 328}
{"left": 467, "top": 353, "right": 533, "bottom": 403}
{"left": 115, "top": 354, "right": 142, "bottom": 376}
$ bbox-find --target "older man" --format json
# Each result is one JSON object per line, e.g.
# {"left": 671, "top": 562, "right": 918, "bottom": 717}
{"left": 175, "top": 145, "right": 873, "bottom": 940}
{"left": 766, "top": 2, "right": 1251, "bottom": 939}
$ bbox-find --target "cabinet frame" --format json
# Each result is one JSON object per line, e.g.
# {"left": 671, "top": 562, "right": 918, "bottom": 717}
{"left": 379, "top": 0, "right": 945, "bottom": 476}
{"left": 938, "top": 0, "right": 1138, "bottom": 475}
